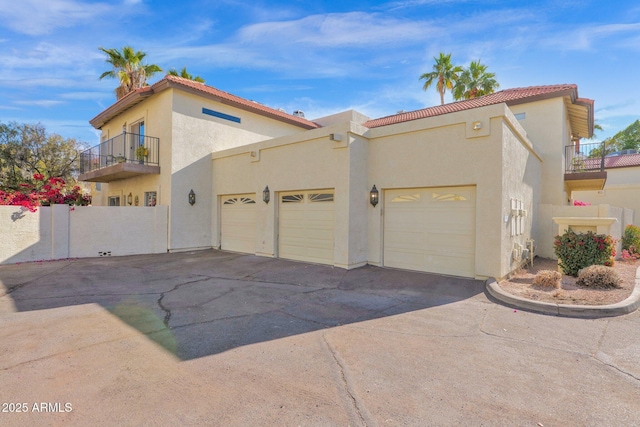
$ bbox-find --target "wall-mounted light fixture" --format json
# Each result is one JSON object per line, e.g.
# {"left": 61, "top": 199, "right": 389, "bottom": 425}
{"left": 188, "top": 189, "right": 196, "bottom": 206}
{"left": 263, "top": 186, "right": 270, "bottom": 204}
{"left": 472, "top": 121, "right": 482, "bottom": 130}
{"left": 370, "top": 185, "right": 379, "bottom": 207}
{"left": 134, "top": 195, "right": 139, "bottom": 206}
{"left": 127, "top": 192, "right": 133, "bottom": 206}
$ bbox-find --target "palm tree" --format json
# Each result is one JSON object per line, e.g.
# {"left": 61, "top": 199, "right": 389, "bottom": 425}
{"left": 453, "top": 60, "right": 499, "bottom": 100}
{"left": 99, "top": 46, "right": 163, "bottom": 99}
{"left": 420, "top": 53, "right": 464, "bottom": 105}
{"left": 168, "top": 67, "right": 205, "bottom": 83}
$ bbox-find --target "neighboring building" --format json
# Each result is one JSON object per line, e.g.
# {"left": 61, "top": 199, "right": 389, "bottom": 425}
{"left": 572, "top": 152, "right": 640, "bottom": 223}
{"left": 81, "top": 77, "right": 605, "bottom": 279}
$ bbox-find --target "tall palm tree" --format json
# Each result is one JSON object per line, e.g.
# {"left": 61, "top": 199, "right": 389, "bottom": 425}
{"left": 168, "top": 67, "right": 205, "bottom": 83}
{"left": 453, "top": 60, "right": 499, "bottom": 100}
{"left": 99, "top": 46, "right": 163, "bottom": 99}
{"left": 420, "top": 53, "right": 464, "bottom": 105}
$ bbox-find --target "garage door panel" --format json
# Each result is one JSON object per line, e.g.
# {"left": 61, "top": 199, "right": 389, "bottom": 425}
{"left": 384, "top": 186, "right": 476, "bottom": 278}
{"left": 279, "top": 190, "right": 334, "bottom": 266}
{"left": 221, "top": 195, "right": 257, "bottom": 254}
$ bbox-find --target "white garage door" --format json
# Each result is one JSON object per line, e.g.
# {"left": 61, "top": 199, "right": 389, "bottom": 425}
{"left": 220, "top": 194, "right": 257, "bottom": 254}
{"left": 384, "top": 186, "right": 476, "bottom": 278}
{"left": 279, "top": 190, "right": 334, "bottom": 265}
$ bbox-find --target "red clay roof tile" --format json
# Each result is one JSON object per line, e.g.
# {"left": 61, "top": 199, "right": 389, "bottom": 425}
{"left": 363, "top": 84, "right": 585, "bottom": 128}
{"left": 90, "top": 75, "right": 320, "bottom": 130}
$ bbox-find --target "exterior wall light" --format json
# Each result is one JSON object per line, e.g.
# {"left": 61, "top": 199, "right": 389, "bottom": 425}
{"left": 263, "top": 186, "right": 270, "bottom": 204}
{"left": 188, "top": 189, "right": 196, "bottom": 206}
{"left": 370, "top": 185, "right": 379, "bottom": 207}
{"left": 127, "top": 192, "right": 133, "bottom": 206}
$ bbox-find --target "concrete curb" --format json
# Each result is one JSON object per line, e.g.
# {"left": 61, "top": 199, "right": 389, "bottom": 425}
{"left": 485, "top": 266, "right": 640, "bottom": 318}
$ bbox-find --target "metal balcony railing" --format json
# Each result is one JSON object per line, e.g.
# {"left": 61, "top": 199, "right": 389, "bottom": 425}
{"left": 80, "top": 132, "right": 159, "bottom": 174}
{"left": 565, "top": 141, "right": 605, "bottom": 173}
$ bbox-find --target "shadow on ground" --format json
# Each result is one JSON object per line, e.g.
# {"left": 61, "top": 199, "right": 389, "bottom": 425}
{"left": 0, "top": 250, "right": 484, "bottom": 360}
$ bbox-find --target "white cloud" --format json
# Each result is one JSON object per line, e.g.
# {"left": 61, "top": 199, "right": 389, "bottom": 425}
{"left": 236, "top": 12, "right": 439, "bottom": 48}
{"left": 544, "top": 22, "right": 640, "bottom": 51}
{"left": 14, "top": 100, "right": 64, "bottom": 107}
{"left": 0, "top": 0, "right": 111, "bottom": 35}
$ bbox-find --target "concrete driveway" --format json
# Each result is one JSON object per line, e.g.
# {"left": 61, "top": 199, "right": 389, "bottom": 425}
{"left": 1, "top": 250, "right": 639, "bottom": 426}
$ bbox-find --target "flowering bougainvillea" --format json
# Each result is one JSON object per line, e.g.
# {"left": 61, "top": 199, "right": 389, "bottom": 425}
{"left": 554, "top": 228, "right": 616, "bottom": 276}
{"left": 0, "top": 174, "right": 91, "bottom": 212}
{"left": 573, "top": 200, "right": 591, "bottom": 206}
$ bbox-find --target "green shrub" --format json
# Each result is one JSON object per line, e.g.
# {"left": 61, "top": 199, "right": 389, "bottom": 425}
{"left": 576, "top": 265, "right": 622, "bottom": 289}
{"left": 553, "top": 229, "right": 615, "bottom": 277}
{"left": 621, "top": 224, "right": 640, "bottom": 258}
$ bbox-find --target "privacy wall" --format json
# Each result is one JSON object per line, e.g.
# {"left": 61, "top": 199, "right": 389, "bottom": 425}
{"left": 0, "top": 205, "right": 168, "bottom": 265}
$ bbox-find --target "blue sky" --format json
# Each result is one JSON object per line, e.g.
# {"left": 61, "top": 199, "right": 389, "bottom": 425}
{"left": 1, "top": 0, "right": 639, "bottom": 146}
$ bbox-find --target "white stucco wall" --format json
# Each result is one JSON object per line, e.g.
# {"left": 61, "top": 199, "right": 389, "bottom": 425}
{"left": 211, "top": 104, "right": 543, "bottom": 279}
{"left": 0, "top": 205, "right": 168, "bottom": 265}
{"left": 168, "top": 90, "right": 312, "bottom": 251}
{"left": 509, "top": 98, "right": 571, "bottom": 206}
{"left": 367, "top": 104, "right": 540, "bottom": 279}
{"left": 212, "top": 122, "right": 359, "bottom": 267}
{"left": 499, "top": 115, "right": 542, "bottom": 278}
{"left": 69, "top": 206, "right": 168, "bottom": 257}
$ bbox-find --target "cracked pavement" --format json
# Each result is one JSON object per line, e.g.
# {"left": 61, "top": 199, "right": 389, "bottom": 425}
{"left": 0, "top": 249, "right": 639, "bottom": 426}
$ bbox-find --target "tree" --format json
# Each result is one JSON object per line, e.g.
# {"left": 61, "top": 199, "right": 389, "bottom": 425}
{"left": 99, "top": 46, "right": 163, "bottom": 99}
{"left": 453, "top": 60, "right": 499, "bottom": 100}
{"left": 420, "top": 53, "right": 464, "bottom": 105}
{"left": 0, "top": 122, "right": 85, "bottom": 192}
{"left": 588, "top": 120, "right": 639, "bottom": 158}
{"left": 168, "top": 67, "right": 205, "bottom": 83}
{"left": 608, "top": 119, "right": 640, "bottom": 152}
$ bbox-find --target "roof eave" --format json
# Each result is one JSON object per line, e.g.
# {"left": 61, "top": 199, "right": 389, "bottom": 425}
{"left": 89, "top": 88, "right": 154, "bottom": 129}
{"left": 161, "top": 79, "right": 319, "bottom": 130}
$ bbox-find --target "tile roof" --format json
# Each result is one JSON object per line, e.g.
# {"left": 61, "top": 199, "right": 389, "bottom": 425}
{"left": 581, "top": 153, "right": 640, "bottom": 169}
{"left": 90, "top": 75, "right": 320, "bottom": 130}
{"left": 363, "top": 84, "right": 591, "bottom": 129}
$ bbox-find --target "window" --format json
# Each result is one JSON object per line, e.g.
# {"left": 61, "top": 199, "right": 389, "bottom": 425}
{"left": 514, "top": 112, "right": 526, "bottom": 120}
{"left": 145, "top": 191, "right": 157, "bottom": 206}
{"left": 391, "top": 194, "right": 420, "bottom": 203}
{"left": 282, "top": 194, "right": 304, "bottom": 203}
{"left": 108, "top": 196, "right": 120, "bottom": 206}
{"left": 130, "top": 121, "right": 145, "bottom": 161}
{"left": 309, "top": 193, "right": 334, "bottom": 202}
{"left": 431, "top": 192, "right": 467, "bottom": 202}
{"left": 223, "top": 197, "right": 255, "bottom": 205}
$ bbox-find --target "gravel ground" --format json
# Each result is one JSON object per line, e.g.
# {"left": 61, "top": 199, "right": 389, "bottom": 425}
{"left": 498, "top": 257, "right": 639, "bottom": 305}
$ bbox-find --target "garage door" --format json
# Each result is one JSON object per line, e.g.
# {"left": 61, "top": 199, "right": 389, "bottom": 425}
{"left": 279, "top": 190, "right": 334, "bottom": 265}
{"left": 384, "top": 186, "right": 476, "bottom": 277}
{"left": 220, "top": 194, "right": 257, "bottom": 254}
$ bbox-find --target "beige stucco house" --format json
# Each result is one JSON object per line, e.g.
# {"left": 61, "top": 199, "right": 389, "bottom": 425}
{"left": 81, "top": 76, "right": 611, "bottom": 280}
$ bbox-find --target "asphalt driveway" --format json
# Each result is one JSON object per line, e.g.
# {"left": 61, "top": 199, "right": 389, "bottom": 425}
{"left": 0, "top": 250, "right": 639, "bottom": 426}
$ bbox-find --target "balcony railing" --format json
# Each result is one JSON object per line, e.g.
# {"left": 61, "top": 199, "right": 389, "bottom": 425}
{"left": 80, "top": 132, "right": 159, "bottom": 174}
{"left": 565, "top": 141, "right": 605, "bottom": 173}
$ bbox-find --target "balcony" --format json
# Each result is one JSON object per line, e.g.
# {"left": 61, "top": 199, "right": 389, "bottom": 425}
{"left": 564, "top": 141, "right": 607, "bottom": 193}
{"left": 79, "top": 132, "right": 160, "bottom": 183}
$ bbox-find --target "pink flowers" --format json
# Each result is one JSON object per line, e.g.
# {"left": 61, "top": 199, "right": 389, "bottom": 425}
{"left": 573, "top": 200, "right": 591, "bottom": 206}
{"left": 0, "top": 174, "right": 91, "bottom": 211}
{"left": 621, "top": 249, "right": 640, "bottom": 260}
